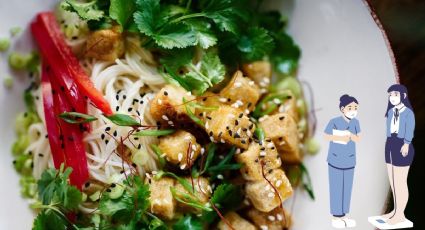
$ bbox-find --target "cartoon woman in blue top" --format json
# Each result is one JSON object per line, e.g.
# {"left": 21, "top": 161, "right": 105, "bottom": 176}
{"left": 380, "top": 84, "right": 415, "bottom": 226}
{"left": 324, "top": 94, "right": 361, "bottom": 228}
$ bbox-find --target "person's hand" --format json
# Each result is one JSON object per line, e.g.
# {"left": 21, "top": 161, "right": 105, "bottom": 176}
{"left": 339, "top": 135, "right": 350, "bottom": 142}
{"left": 400, "top": 143, "right": 409, "bottom": 157}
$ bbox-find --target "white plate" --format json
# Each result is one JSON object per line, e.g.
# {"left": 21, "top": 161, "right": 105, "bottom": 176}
{"left": 0, "top": 0, "right": 395, "bottom": 229}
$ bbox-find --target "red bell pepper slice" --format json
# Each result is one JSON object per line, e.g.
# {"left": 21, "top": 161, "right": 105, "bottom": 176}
{"left": 41, "top": 64, "right": 66, "bottom": 169}
{"left": 31, "top": 12, "right": 113, "bottom": 115}
{"left": 42, "top": 63, "right": 89, "bottom": 189}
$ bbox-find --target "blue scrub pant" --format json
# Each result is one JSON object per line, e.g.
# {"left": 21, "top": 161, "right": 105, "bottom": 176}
{"left": 328, "top": 164, "right": 354, "bottom": 217}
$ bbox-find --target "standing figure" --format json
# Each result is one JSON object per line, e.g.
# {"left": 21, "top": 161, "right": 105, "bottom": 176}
{"left": 380, "top": 84, "right": 415, "bottom": 226}
{"left": 324, "top": 94, "right": 361, "bottom": 229}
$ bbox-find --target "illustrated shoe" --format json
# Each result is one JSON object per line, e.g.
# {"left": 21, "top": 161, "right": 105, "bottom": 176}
{"left": 332, "top": 218, "right": 347, "bottom": 229}
{"left": 342, "top": 217, "right": 356, "bottom": 228}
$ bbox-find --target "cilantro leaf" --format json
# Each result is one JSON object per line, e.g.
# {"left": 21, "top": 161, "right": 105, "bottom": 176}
{"left": 200, "top": 0, "right": 248, "bottom": 34}
{"left": 110, "top": 0, "right": 136, "bottom": 29}
{"left": 63, "top": 0, "right": 105, "bottom": 21}
{"left": 153, "top": 23, "right": 197, "bottom": 49}
{"left": 202, "top": 183, "right": 243, "bottom": 223}
{"left": 199, "top": 49, "right": 225, "bottom": 84}
{"left": 237, "top": 27, "right": 274, "bottom": 61}
{"left": 32, "top": 210, "right": 67, "bottom": 230}
{"left": 270, "top": 31, "right": 301, "bottom": 75}
{"left": 184, "top": 20, "right": 218, "bottom": 49}
{"left": 173, "top": 215, "right": 203, "bottom": 230}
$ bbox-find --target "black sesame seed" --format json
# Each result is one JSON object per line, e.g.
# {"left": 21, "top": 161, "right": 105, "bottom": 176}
{"left": 239, "top": 113, "right": 243, "bottom": 118}
{"left": 199, "top": 113, "right": 203, "bottom": 117}
{"left": 241, "top": 140, "right": 246, "bottom": 144}
{"left": 111, "top": 183, "right": 116, "bottom": 188}
{"left": 279, "top": 116, "right": 285, "bottom": 120}
{"left": 85, "top": 182, "right": 91, "bottom": 188}
{"left": 260, "top": 147, "right": 265, "bottom": 151}
{"left": 101, "top": 134, "right": 105, "bottom": 140}
{"left": 226, "top": 126, "right": 230, "bottom": 130}
{"left": 123, "top": 95, "right": 127, "bottom": 99}
{"left": 164, "top": 91, "right": 168, "bottom": 96}
{"left": 105, "top": 140, "right": 109, "bottom": 144}
{"left": 132, "top": 163, "right": 137, "bottom": 167}
{"left": 271, "top": 147, "right": 275, "bottom": 150}
{"left": 242, "top": 128, "right": 247, "bottom": 132}
{"left": 106, "top": 188, "right": 111, "bottom": 193}
{"left": 134, "top": 137, "right": 139, "bottom": 140}
{"left": 116, "top": 95, "right": 119, "bottom": 100}
{"left": 218, "top": 132, "right": 223, "bottom": 138}
{"left": 249, "top": 124, "right": 254, "bottom": 129}
{"left": 28, "top": 151, "right": 32, "bottom": 155}
{"left": 235, "top": 120, "right": 239, "bottom": 126}
{"left": 140, "top": 100, "right": 144, "bottom": 104}
{"left": 116, "top": 106, "right": 120, "bottom": 111}
{"left": 255, "top": 159, "right": 259, "bottom": 163}
{"left": 128, "top": 107, "right": 133, "bottom": 112}
{"left": 202, "top": 98, "right": 207, "bottom": 101}
{"left": 136, "top": 111, "right": 141, "bottom": 116}
{"left": 268, "top": 169, "right": 273, "bottom": 174}
{"left": 72, "top": 36, "right": 78, "bottom": 40}
{"left": 113, "top": 130, "right": 118, "bottom": 137}
{"left": 12, "top": 160, "right": 17, "bottom": 164}
{"left": 105, "top": 127, "right": 111, "bottom": 132}
{"left": 227, "top": 98, "right": 231, "bottom": 102}
{"left": 278, "top": 137, "right": 283, "bottom": 141}
{"left": 206, "top": 116, "right": 212, "bottom": 120}
{"left": 234, "top": 133, "right": 240, "bottom": 138}
{"left": 209, "top": 131, "right": 213, "bottom": 136}
{"left": 228, "top": 130, "right": 233, "bottom": 136}
{"left": 247, "top": 102, "right": 252, "bottom": 108}
{"left": 117, "top": 89, "right": 122, "bottom": 94}
{"left": 287, "top": 95, "right": 292, "bottom": 99}
{"left": 60, "top": 86, "right": 65, "bottom": 91}
{"left": 137, "top": 144, "right": 141, "bottom": 149}
{"left": 45, "top": 134, "right": 48, "bottom": 138}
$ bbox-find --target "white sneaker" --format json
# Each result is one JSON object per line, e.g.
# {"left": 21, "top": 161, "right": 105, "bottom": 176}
{"left": 332, "top": 218, "right": 347, "bottom": 228}
{"left": 342, "top": 218, "right": 356, "bottom": 228}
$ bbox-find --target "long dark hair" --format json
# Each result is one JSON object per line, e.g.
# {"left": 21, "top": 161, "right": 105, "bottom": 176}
{"left": 385, "top": 84, "right": 413, "bottom": 117}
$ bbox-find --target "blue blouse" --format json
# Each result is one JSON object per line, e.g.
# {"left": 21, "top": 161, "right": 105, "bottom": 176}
{"left": 324, "top": 116, "right": 361, "bottom": 169}
{"left": 386, "top": 107, "right": 415, "bottom": 144}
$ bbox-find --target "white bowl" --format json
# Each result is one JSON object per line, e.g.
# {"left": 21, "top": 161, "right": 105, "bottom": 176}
{"left": 0, "top": 0, "right": 396, "bottom": 229}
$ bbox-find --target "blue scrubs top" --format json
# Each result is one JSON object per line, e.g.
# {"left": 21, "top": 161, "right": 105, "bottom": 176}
{"left": 324, "top": 116, "right": 361, "bottom": 169}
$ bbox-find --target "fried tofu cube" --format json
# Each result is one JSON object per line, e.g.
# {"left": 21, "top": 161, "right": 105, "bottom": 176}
{"left": 158, "top": 130, "right": 201, "bottom": 170}
{"left": 272, "top": 91, "right": 299, "bottom": 122}
{"left": 235, "top": 142, "right": 281, "bottom": 181}
{"left": 147, "top": 177, "right": 176, "bottom": 220}
{"left": 242, "top": 61, "right": 272, "bottom": 92}
{"left": 246, "top": 207, "right": 292, "bottom": 230}
{"left": 85, "top": 27, "right": 124, "bottom": 61}
{"left": 260, "top": 113, "right": 301, "bottom": 164}
{"left": 220, "top": 70, "right": 260, "bottom": 113}
{"left": 174, "top": 176, "right": 212, "bottom": 213}
{"left": 150, "top": 84, "right": 195, "bottom": 127}
{"left": 206, "top": 105, "right": 256, "bottom": 149}
{"left": 245, "top": 168, "right": 293, "bottom": 212}
{"left": 217, "top": 212, "right": 257, "bottom": 230}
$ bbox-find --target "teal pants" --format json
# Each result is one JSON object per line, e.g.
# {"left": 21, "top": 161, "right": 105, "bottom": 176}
{"left": 328, "top": 164, "right": 354, "bottom": 217}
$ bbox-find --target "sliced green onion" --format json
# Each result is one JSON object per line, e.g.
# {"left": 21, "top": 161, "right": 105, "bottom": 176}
{"left": 3, "top": 76, "right": 13, "bottom": 88}
{"left": 150, "top": 144, "right": 166, "bottom": 169}
{"left": 105, "top": 113, "right": 140, "bottom": 127}
{"left": 271, "top": 76, "right": 302, "bottom": 97}
{"left": 300, "top": 163, "right": 315, "bottom": 200}
{"left": 59, "top": 112, "right": 97, "bottom": 124}
{"left": 0, "top": 38, "right": 10, "bottom": 52}
{"left": 254, "top": 127, "right": 265, "bottom": 142}
{"left": 252, "top": 92, "right": 290, "bottom": 118}
{"left": 134, "top": 129, "right": 175, "bottom": 136}
{"left": 8, "top": 52, "right": 32, "bottom": 70}
{"left": 200, "top": 143, "right": 216, "bottom": 175}
{"left": 183, "top": 98, "right": 204, "bottom": 127}
{"left": 170, "top": 187, "right": 212, "bottom": 212}
{"left": 155, "top": 171, "right": 194, "bottom": 195}
{"left": 10, "top": 27, "right": 22, "bottom": 36}
{"left": 305, "top": 137, "right": 320, "bottom": 155}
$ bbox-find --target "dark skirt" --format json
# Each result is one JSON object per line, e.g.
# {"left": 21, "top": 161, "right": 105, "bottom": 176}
{"left": 385, "top": 133, "right": 415, "bottom": 166}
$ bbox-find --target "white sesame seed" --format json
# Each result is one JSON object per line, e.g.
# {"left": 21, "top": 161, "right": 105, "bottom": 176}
{"left": 267, "top": 143, "right": 274, "bottom": 148}
{"left": 264, "top": 78, "right": 270, "bottom": 83}
{"left": 260, "top": 151, "right": 266, "bottom": 157}
{"left": 190, "top": 151, "right": 195, "bottom": 159}
{"left": 273, "top": 98, "right": 281, "bottom": 104}
{"left": 260, "top": 88, "right": 267, "bottom": 94}
{"left": 180, "top": 164, "right": 187, "bottom": 169}
{"left": 220, "top": 138, "right": 225, "bottom": 143}
{"left": 245, "top": 109, "right": 250, "bottom": 114}
{"left": 228, "top": 114, "right": 236, "bottom": 118}
{"left": 178, "top": 153, "right": 183, "bottom": 162}
{"left": 161, "top": 115, "right": 169, "bottom": 121}
{"left": 219, "top": 97, "right": 227, "bottom": 103}
{"left": 168, "top": 121, "right": 173, "bottom": 125}
{"left": 157, "top": 99, "right": 162, "bottom": 105}
{"left": 154, "top": 199, "right": 161, "bottom": 204}
{"left": 145, "top": 173, "right": 152, "bottom": 179}
{"left": 268, "top": 215, "right": 276, "bottom": 221}
{"left": 276, "top": 180, "right": 282, "bottom": 187}
{"left": 236, "top": 148, "right": 241, "bottom": 154}
{"left": 151, "top": 170, "right": 158, "bottom": 175}
{"left": 268, "top": 192, "right": 275, "bottom": 198}
{"left": 279, "top": 105, "right": 285, "bottom": 113}
{"left": 277, "top": 214, "right": 283, "bottom": 221}
{"left": 247, "top": 130, "right": 252, "bottom": 136}
{"left": 210, "top": 136, "right": 215, "bottom": 142}
{"left": 186, "top": 91, "right": 192, "bottom": 96}
{"left": 201, "top": 147, "right": 205, "bottom": 155}
{"left": 192, "top": 144, "right": 197, "bottom": 150}
{"left": 205, "top": 122, "right": 209, "bottom": 129}
{"left": 184, "top": 135, "right": 192, "bottom": 141}
{"left": 234, "top": 82, "right": 242, "bottom": 88}
{"left": 207, "top": 185, "right": 212, "bottom": 193}
{"left": 260, "top": 225, "right": 268, "bottom": 230}
{"left": 248, "top": 80, "right": 255, "bottom": 86}
{"left": 279, "top": 141, "right": 286, "bottom": 146}
{"left": 243, "top": 199, "right": 250, "bottom": 205}
{"left": 265, "top": 184, "right": 271, "bottom": 191}
{"left": 236, "top": 100, "right": 243, "bottom": 106}
{"left": 217, "top": 174, "right": 224, "bottom": 180}
{"left": 160, "top": 153, "right": 166, "bottom": 158}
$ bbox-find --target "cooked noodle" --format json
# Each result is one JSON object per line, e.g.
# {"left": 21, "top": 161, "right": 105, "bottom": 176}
{"left": 25, "top": 37, "right": 165, "bottom": 211}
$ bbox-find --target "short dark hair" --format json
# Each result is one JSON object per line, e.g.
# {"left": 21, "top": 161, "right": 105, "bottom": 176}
{"left": 339, "top": 94, "right": 358, "bottom": 109}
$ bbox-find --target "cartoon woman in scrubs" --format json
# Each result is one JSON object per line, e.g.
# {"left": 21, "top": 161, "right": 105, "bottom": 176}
{"left": 324, "top": 94, "right": 361, "bottom": 228}
{"left": 380, "top": 84, "right": 415, "bottom": 226}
